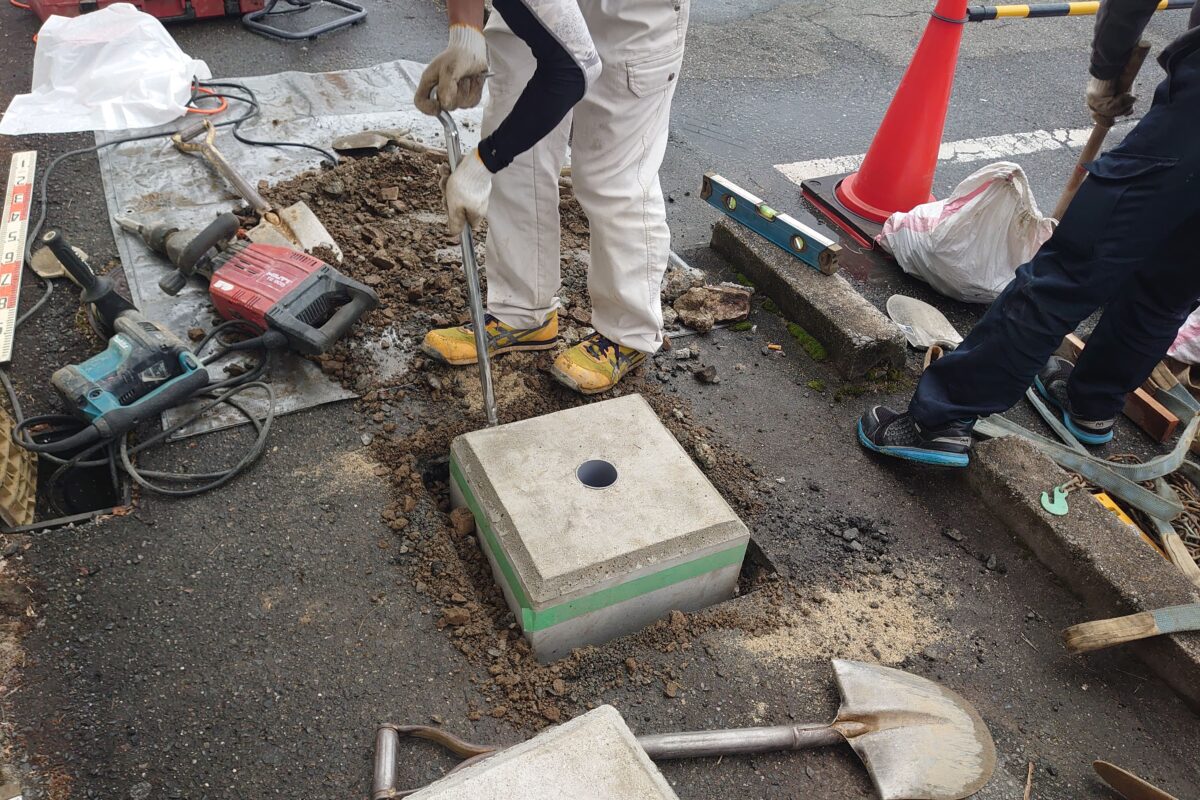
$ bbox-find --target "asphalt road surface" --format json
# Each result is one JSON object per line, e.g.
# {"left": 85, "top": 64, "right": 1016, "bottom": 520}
{"left": 1, "top": 2, "right": 1198, "bottom": 799}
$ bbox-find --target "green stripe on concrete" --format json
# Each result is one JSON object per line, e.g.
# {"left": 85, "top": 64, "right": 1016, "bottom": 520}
{"left": 451, "top": 458, "right": 536, "bottom": 628}
{"left": 450, "top": 458, "right": 746, "bottom": 632}
{"left": 526, "top": 543, "right": 745, "bottom": 630}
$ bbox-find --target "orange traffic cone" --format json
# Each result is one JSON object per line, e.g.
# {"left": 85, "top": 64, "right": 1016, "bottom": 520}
{"left": 803, "top": 0, "right": 969, "bottom": 246}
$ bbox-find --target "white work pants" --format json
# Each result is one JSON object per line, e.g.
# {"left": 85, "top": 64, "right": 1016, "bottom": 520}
{"left": 482, "top": 0, "right": 689, "bottom": 354}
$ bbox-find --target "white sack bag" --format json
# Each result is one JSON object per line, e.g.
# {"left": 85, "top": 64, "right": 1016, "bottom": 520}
{"left": 1169, "top": 307, "right": 1200, "bottom": 366}
{"left": 0, "top": 3, "right": 211, "bottom": 135}
{"left": 877, "top": 162, "right": 1056, "bottom": 304}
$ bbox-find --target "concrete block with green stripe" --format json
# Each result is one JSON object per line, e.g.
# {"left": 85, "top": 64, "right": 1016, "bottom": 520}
{"left": 450, "top": 394, "right": 750, "bottom": 662}
{"left": 407, "top": 705, "right": 679, "bottom": 799}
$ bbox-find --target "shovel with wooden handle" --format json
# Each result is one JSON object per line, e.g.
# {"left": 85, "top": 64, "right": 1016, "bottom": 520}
{"left": 1063, "top": 602, "right": 1200, "bottom": 654}
{"left": 1052, "top": 40, "right": 1151, "bottom": 221}
{"left": 171, "top": 119, "right": 342, "bottom": 261}
{"left": 371, "top": 660, "right": 997, "bottom": 800}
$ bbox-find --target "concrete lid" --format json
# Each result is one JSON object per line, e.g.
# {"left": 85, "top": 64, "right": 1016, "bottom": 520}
{"left": 407, "top": 705, "right": 680, "bottom": 800}
{"left": 451, "top": 394, "right": 748, "bottom": 605}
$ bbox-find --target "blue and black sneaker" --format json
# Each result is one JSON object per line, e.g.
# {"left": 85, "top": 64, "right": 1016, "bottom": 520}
{"left": 856, "top": 406, "right": 973, "bottom": 468}
{"left": 1033, "top": 356, "right": 1114, "bottom": 445}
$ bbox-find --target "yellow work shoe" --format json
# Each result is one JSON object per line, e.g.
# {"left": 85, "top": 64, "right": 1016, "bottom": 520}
{"left": 551, "top": 333, "right": 646, "bottom": 395}
{"left": 421, "top": 311, "right": 559, "bottom": 366}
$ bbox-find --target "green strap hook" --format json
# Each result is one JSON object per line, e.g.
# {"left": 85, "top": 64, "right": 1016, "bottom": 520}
{"left": 1040, "top": 484, "right": 1071, "bottom": 516}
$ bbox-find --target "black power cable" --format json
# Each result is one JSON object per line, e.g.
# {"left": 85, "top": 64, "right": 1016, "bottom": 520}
{"left": 0, "top": 80, "right": 334, "bottom": 530}
{"left": 9, "top": 321, "right": 280, "bottom": 515}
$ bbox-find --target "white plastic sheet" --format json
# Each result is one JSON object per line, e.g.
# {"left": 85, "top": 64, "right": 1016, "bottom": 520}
{"left": 877, "top": 162, "right": 1056, "bottom": 304}
{"left": 0, "top": 4, "right": 210, "bottom": 136}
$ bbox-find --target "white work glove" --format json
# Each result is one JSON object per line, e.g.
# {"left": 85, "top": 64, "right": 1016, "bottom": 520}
{"left": 414, "top": 24, "right": 488, "bottom": 116}
{"left": 1086, "top": 76, "right": 1136, "bottom": 127}
{"left": 442, "top": 148, "right": 492, "bottom": 236}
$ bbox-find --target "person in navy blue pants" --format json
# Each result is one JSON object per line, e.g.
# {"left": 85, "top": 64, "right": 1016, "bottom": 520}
{"left": 858, "top": 1, "right": 1200, "bottom": 467}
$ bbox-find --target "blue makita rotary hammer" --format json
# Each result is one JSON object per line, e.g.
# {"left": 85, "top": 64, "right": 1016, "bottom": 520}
{"left": 32, "top": 231, "right": 210, "bottom": 455}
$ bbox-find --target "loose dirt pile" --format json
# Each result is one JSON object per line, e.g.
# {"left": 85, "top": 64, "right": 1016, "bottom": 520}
{"left": 258, "top": 148, "right": 868, "bottom": 730}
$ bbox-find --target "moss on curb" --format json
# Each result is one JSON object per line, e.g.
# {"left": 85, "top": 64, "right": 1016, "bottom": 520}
{"left": 786, "top": 323, "right": 828, "bottom": 362}
{"left": 832, "top": 367, "right": 912, "bottom": 402}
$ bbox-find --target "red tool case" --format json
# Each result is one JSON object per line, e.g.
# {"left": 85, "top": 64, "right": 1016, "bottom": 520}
{"left": 26, "top": 0, "right": 264, "bottom": 22}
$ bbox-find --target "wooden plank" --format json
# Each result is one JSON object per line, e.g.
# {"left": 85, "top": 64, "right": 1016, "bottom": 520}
{"left": 1056, "top": 334, "right": 1180, "bottom": 443}
{"left": 1125, "top": 390, "right": 1180, "bottom": 442}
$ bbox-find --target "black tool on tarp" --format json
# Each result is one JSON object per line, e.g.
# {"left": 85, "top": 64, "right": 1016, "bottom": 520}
{"left": 116, "top": 212, "right": 377, "bottom": 356}
{"left": 11, "top": 230, "right": 281, "bottom": 505}
{"left": 23, "top": 231, "right": 210, "bottom": 455}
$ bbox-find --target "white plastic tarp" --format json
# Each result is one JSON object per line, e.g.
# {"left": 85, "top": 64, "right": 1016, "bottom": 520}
{"left": 0, "top": 4, "right": 211, "bottom": 136}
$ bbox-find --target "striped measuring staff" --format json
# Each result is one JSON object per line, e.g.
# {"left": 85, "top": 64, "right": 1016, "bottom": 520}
{"left": 0, "top": 152, "right": 36, "bottom": 364}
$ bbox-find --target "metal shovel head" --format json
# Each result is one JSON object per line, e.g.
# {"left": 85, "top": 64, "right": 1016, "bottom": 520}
{"left": 831, "top": 660, "right": 997, "bottom": 800}
{"left": 886, "top": 295, "right": 963, "bottom": 351}
{"left": 332, "top": 128, "right": 412, "bottom": 153}
{"left": 246, "top": 202, "right": 343, "bottom": 262}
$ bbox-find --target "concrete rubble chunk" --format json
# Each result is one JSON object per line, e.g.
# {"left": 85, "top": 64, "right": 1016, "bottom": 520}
{"left": 969, "top": 436, "right": 1200, "bottom": 711}
{"left": 451, "top": 394, "right": 749, "bottom": 661}
{"left": 661, "top": 259, "right": 705, "bottom": 302}
{"left": 407, "top": 705, "right": 680, "bottom": 800}
{"left": 672, "top": 284, "right": 752, "bottom": 332}
{"left": 710, "top": 217, "right": 904, "bottom": 378}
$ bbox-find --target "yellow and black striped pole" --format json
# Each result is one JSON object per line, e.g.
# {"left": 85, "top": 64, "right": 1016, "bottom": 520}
{"left": 968, "top": 0, "right": 1192, "bottom": 21}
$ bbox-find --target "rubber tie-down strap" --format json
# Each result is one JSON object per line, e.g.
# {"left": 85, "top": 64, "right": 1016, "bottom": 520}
{"left": 932, "top": 11, "right": 969, "bottom": 23}
{"left": 975, "top": 412, "right": 1198, "bottom": 521}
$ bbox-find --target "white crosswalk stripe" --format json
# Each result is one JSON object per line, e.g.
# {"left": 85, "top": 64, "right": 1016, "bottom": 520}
{"left": 774, "top": 125, "right": 1127, "bottom": 185}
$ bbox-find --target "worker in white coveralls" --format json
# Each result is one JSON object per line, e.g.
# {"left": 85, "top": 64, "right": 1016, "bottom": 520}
{"left": 414, "top": 0, "right": 689, "bottom": 394}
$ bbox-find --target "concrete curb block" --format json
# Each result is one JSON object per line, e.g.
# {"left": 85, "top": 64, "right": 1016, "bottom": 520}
{"left": 969, "top": 437, "right": 1200, "bottom": 711}
{"left": 709, "top": 218, "right": 905, "bottom": 378}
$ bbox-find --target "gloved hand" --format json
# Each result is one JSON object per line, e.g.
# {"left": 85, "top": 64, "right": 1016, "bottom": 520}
{"left": 442, "top": 148, "right": 492, "bottom": 236}
{"left": 415, "top": 24, "right": 488, "bottom": 116}
{"left": 1086, "top": 76, "right": 1136, "bottom": 126}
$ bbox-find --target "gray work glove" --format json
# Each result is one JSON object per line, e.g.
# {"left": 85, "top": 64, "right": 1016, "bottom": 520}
{"left": 440, "top": 148, "right": 492, "bottom": 236}
{"left": 414, "top": 24, "right": 488, "bottom": 116}
{"left": 1086, "top": 76, "right": 1136, "bottom": 126}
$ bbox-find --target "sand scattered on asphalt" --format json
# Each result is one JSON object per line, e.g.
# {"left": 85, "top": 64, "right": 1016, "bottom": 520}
{"left": 736, "top": 574, "right": 947, "bottom": 665}
{"left": 293, "top": 450, "right": 380, "bottom": 488}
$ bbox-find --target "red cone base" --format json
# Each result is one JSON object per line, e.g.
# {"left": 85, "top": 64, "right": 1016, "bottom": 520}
{"left": 836, "top": 173, "right": 935, "bottom": 225}
{"left": 801, "top": 174, "right": 885, "bottom": 250}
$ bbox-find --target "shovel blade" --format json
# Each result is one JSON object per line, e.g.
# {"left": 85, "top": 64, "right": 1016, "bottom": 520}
{"left": 246, "top": 202, "right": 343, "bottom": 262}
{"left": 832, "top": 660, "right": 996, "bottom": 800}
{"left": 886, "top": 295, "right": 963, "bottom": 351}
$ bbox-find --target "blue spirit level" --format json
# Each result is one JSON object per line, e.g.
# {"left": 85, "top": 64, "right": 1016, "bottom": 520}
{"left": 701, "top": 173, "right": 841, "bottom": 275}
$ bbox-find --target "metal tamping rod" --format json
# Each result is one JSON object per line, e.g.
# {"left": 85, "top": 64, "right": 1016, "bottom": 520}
{"left": 435, "top": 99, "right": 498, "bottom": 427}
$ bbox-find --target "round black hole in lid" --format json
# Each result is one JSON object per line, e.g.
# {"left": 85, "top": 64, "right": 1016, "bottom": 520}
{"left": 577, "top": 459, "right": 618, "bottom": 489}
